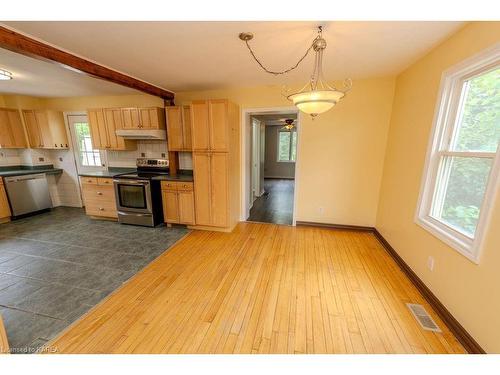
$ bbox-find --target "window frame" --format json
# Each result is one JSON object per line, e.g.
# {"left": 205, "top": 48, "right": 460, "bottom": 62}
{"left": 415, "top": 44, "right": 500, "bottom": 264}
{"left": 277, "top": 127, "right": 297, "bottom": 163}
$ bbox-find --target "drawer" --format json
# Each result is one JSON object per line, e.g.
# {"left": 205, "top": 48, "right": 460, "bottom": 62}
{"left": 82, "top": 185, "right": 115, "bottom": 204}
{"left": 97, "top": 178, "right": 114, "bottom": 186}
{"left": 85, "top": 205, "right": 117, "bottom": 218}
{"left": 177, "top": 182, "right": 194, "bottom": 191}
{"left": 161, "top": 181, "right": 178, "bottom": 191}
{"left": 80, "top": 176, "right": 98, "bottom": 185}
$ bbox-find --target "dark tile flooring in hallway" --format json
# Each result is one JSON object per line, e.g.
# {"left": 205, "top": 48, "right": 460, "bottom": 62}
{"left": 248, "top": 178, "right": 294, "bottom": 225}
{"left": 0, "top": 207, "right": 188, "bottom": 353}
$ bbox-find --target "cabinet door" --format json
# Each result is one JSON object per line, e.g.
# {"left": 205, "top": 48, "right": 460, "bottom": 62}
{"left": 122, "top": 108, "right": 140, "bottom": 129}
{"left": 22, "top": 110, "right": 42, "bottom": 148}
{"left": 210, "top": 153, "right": 228, "bottom": 227}
{"left": 0, "top": 184, "right": 11, "bottom": 219}
{"left": 6, "top": 110, "right": 27, "bottom": 148}
{"left": 46, "top": 111, "right": 68, "bottom": 148}
{"left": 178, "top": 190, "right": 195, "bottom": 225}
{"left": 166, "top": 106, "right": 183, "bottom": 151}
{"left": 139, "top": 108, "right": 150, "bottom": 129}
{"left": 182, "top": 105, "right": 193, "bottom": 150}
{"left": 209, "top": 100, "right": 228, "bottom": 152}
{"left": 34, "top": 110, "right": 53, "bottom": 148}
{"left": 104, "top": 108, "right": 122, "bottom": 150}
{"left": 191, "top": 101, "right": 210, "bottom": 151}
{"left": 88, "top": 109, "right": 106, "bottom": 149}
{"left": 162, "top": 190, "right": 179, "bottom": 223}
{"left": 0, "top": 110, "right": 14, "bottom": 148}
{"left": 193, "top": 152, "right": 212, "bottom": 226}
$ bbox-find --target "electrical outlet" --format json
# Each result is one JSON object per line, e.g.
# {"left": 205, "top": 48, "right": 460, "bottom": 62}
{"left": 427, "top": 256, "right": 435, "bottom": 271}
{"left": 59, "top": 157, "right": 63, "bottom": 162}
{"left": 141, "top": 153, "right": 146, "bottom": 157}
{"left": 38, "top": 157, "right": 45, "bottom": 162}
{"left": 161, "top": 153, "right": 166, "bottom": 158}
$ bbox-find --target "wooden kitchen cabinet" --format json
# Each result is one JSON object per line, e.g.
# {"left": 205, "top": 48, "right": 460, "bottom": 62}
{"left": 0, "top": 178, "right": 11, "bottom": 222}
{"left": 80, "top": 177, "right": 117, "bottom": 219}
{"left": 193, "top": 152, "right": 228, "bottom": 227}
{"left": 22, "top": 110, "right": 68, "bottom": 149}
{"left": 166, "top": 105, "right": 192, "bottom": 151}
{"left": 121, "top": 107, "right": 165, "bottom": 130}
{"left": 190, "top": 99, "right": 239, "bottom": 232}
{"left": 191, "top": 100, "right": 228, "bottom": 152}
{"left": 161, "top": 181, "right": 195, "bottom": 225}
{"left": 0, "top": 108, "right": 27, "bottom": 149}
{"left": 88, "top": 108, "right": 136, "bottom": 151}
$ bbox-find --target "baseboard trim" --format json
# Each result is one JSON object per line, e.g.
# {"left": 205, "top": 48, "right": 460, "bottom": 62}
{"left": 372, "top": 229, "right": 485, "bottom": 354}
{"left": 296, "top": 221, "right": 373, "bottom": 232}
{"left": 296, "top": 220, "right": 485, "bottom": 354}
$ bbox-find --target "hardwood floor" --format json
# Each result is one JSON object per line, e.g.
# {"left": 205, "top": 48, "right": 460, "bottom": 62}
{"left": 248, "top": 179, "right": 294, "bottom": 225}
{"left": 47, "top": 223, "right": 465, "bottom": 354}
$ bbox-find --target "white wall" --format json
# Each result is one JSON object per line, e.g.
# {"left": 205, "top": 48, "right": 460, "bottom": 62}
{"left": 106, "top": 140, "right": 193, "bottom": 170}
{"left": 264, "top": 125, "right": 296, "bottom": 179}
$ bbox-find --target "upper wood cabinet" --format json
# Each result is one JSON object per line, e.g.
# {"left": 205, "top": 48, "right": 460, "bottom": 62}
{"left": 121, "top": 107, "right": 165, "bottom": 130}
{"left": 88, "top": 108, "right": 136, "bottom": 151}
{"left": 166, "top": 105, "right": 192, "bottom": 151}
{"left": 22, "top": 110, "right": 68, "bottom": 149}
{"left": 0, "top": 108, "right": 27, "bottom": 149}
{"left": 191, "top": 100, "right": 229, "bottom": 152}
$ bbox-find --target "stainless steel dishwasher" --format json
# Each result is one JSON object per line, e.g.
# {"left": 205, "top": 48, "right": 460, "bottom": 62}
{"left": 4, "top": 173, "right": 53, "bottom": 217}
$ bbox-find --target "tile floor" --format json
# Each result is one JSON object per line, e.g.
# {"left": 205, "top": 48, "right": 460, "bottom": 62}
{"left": 0, "top": 207, "right": 188, "bottom": 353}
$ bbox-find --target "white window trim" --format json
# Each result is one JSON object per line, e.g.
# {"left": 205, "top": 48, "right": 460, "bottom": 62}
{"left": 277, "top": 127, "right": 297, "bottom": 163}
{"left": 415, "top": 43, "right": 500, "bottom": 264}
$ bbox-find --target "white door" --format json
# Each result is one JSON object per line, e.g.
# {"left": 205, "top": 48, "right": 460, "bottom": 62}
{"left": 251, "top": 118, "right": 261, "bottom": 202}
{"left": 67, "top": 114, "right": 106, "bottom": 173}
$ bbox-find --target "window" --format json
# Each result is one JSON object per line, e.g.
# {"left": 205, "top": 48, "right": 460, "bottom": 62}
{"left": 278, "top": 129, "right": 297, "bottom": 162}
{"left": 74, "top": 122, "right": 102, "bottom": 167}
{"left": 416, "top": 46, "right": 500, "bottom": 263}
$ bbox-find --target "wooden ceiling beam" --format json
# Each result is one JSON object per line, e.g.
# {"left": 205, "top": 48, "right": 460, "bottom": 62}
{"left": 0, "top": 26, "right": 175, "bottom": 100}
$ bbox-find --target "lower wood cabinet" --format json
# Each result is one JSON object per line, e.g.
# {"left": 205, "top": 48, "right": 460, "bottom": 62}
{"left": 193, "top": 152, "right": 228, "bottom": 227}
{"left": 80, "top": 177, "right": 117, "bottom": 219}
{"left": 0, "top": 178, "right": 11, "bottom": 222}
{"left": 161, "top": 181, "right": 195, "bottom": 225}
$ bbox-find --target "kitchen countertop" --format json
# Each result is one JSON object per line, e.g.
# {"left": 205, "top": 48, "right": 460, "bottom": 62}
{"left": 152, "top": 173, "right": 194, "bottom": 182}
{"left": 78, "top": 168, "right": 136, "bottom": 178}
{"left": 0, "top": 165, "right": 63, "bottom": 178}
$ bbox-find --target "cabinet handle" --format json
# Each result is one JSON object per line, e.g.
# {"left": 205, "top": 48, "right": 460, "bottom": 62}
{"left": 60, "top": 144, "right": 63, "bottom": 147}
{"left": 65, "top": 144, "right": 68, "bottom": 148}
{"left": 99, "top": 207, "right": 104, "bottom": 211}
{"left": 97, "top": 192, "right": 103, "bottom": 195}
{"left": 55, "top": 144, "right": 58, "bottom": 147}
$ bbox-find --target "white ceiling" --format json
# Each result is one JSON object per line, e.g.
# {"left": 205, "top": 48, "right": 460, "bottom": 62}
{"left": 0, "top": 47, "right": 137, "bottom": 97}
{"left": 1, "top": 21, "right": 465, "bottom": 96}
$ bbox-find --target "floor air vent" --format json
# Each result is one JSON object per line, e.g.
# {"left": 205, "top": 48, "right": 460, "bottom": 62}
{"left": 406, "top": 303, "right": 441, "bottom": 332}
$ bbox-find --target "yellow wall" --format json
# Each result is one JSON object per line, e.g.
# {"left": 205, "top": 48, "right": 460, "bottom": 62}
{"left": 376, "top": 22, "right": 500, "bottom": 352}
{"left": 177, "top": 76, "right": 396, "bottom": 226}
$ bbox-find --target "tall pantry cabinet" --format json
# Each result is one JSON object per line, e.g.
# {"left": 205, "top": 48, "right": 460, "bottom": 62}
{"left": 190, "top": 99, "right": 240, "bottom": 231}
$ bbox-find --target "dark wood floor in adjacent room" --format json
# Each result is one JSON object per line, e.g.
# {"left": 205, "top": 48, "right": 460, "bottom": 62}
{"left": 248, "top": 179, "right": 294, "bottom": 225}
{"left": 47, "top": 223, "right": 464, "bottom": 354}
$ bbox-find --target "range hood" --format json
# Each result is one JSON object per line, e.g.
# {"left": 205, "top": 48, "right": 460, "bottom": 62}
{"left": 115, "top": 129, "right": 166, "bottom": 140}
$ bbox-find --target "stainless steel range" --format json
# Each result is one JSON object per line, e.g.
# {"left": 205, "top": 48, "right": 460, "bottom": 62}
{"left": 113, "top": 158, "right": 169, "bottom": 227}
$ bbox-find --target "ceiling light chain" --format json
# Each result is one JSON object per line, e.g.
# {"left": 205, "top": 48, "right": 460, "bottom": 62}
{"left": 239, "top": 27, "right": 322, "bottom": 76}
{"left": 239, "top": 26, "right": 352, "bottom": 118}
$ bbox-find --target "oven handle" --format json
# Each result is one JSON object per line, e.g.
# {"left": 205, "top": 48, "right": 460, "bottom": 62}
{"left": 113, "top": 179, "right": 150, "bottom": 185}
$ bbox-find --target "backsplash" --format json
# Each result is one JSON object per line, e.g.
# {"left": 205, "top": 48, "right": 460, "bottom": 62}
{"left": 107, "top": 140, "right": 193, "bottom": 170}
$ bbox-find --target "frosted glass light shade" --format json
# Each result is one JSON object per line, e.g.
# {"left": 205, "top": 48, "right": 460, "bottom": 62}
{"left": 288, "top": 90, "right": 345, "bottom": 116}
{"left": 0, "top": 69, "right": 12, "bottom": 80}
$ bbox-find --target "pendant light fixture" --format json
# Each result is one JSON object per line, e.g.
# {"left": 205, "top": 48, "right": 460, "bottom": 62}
{"left": 239, "top": 26, "right": 352, "bottom": 118}
{"left": 0, "top": 69, "right": 13, "bottom": 80}
{"left": 282, "top": 119, "right": 295, "bottom": 131}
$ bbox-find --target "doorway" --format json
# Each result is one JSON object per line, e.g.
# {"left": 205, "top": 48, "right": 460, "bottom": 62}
{"left": 243, "top": 109, "right": 299, "bottom": 225}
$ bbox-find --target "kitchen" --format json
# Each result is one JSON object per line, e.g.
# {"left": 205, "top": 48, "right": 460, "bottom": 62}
{"left": 0, "top": 45, "right": 239, "bottom": 352}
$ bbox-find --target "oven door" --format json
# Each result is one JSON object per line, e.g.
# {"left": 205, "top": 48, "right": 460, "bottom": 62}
{"left": 113, "top": 179, "right": 152, "bottom": 214}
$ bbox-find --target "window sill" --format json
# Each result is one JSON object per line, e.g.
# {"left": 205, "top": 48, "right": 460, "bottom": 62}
{"left": 277, "top": 160, "right": 296, "bottom": 163}
{"left": 415, "top": 215, "right": 480, "bottom": 264}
